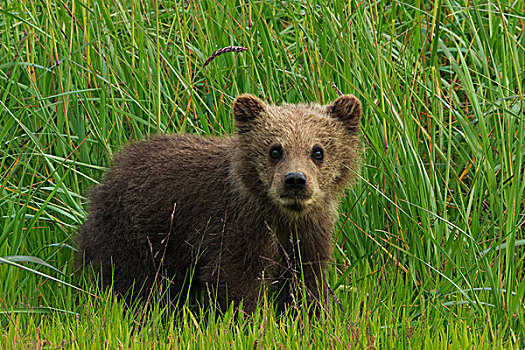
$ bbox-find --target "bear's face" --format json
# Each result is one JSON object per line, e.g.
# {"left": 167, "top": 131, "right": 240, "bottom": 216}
{"left": 233, "top": 94, "right": 362, "bottom": 215}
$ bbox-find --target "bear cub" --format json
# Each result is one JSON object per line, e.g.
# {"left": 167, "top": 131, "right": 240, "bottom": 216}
{"left": 79, "top": 94, "right": 362, "bottom": 313}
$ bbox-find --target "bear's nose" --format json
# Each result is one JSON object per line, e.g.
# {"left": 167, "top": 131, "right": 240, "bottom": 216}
{"left": 284, "top": 172, "right": 307, "bottom": 191}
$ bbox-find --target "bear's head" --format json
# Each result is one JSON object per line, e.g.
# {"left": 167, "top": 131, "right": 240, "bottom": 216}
{"left": 233, "top": 94, "right": 362, "bottom": 216}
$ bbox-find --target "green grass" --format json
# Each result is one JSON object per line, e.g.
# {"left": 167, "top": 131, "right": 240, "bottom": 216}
{"left": 1, "top": 0, "right": 524, "bottom": 348}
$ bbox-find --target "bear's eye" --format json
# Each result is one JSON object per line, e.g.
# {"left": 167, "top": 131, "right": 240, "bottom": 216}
{"left": 269, "top": 145, "right": 283, "bottom": 159}
{"left": 311, "top": 146, "right": 324, "bottom": 161}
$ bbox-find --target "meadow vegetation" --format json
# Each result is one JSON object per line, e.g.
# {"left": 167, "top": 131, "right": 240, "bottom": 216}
{"left": 1, "top": 0, "right": 524, "bottom": 348}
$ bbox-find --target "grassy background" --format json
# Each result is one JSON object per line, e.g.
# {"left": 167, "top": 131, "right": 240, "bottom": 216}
{"left": 1, "top": 0, "right": 524, "bottom": 348}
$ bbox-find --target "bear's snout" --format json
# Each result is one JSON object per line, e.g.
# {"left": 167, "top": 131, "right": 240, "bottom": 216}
{"left": 284, "top": 172, "right": 307, "bottom": 191}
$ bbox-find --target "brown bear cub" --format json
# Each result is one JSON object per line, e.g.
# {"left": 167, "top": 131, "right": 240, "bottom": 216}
{"left": 78, "top": 94, "right": 362, "bottom": 313}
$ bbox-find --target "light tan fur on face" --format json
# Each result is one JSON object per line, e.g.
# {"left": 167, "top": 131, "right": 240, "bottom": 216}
{"left": 233, "top": 94, "right": 362, "bottom": 217}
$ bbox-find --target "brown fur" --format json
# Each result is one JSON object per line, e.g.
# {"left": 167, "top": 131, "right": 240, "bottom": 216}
{"left": 78, "top": 94, "right": 362, "bottom": 312}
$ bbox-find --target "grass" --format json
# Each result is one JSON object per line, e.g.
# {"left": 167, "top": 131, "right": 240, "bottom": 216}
{"left": 1, "top": 0, "right": 524, "bottom": 348}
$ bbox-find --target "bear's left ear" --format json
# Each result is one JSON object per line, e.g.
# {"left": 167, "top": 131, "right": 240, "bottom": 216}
{"left": 233, "top": 94, "right": 267, "bottom": 130}
{"left": 326, "top": 95, "right": 362, "bottom": 132}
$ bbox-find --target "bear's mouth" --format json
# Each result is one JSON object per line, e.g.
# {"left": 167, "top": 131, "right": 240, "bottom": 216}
{"left": 279, "top": 193, "right": 313, "bottom": 211}
{"left": 279, "top": 194, "right": 311, "bottom": 201}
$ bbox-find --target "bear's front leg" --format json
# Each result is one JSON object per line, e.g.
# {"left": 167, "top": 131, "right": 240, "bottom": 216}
{"left": 298, "top": 259, "right": 329, "bottom": 314}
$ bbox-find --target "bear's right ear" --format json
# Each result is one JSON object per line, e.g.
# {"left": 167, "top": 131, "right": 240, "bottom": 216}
{"left": 233, "top": 94, "right": 266, "bottom": 129}
{"left": 326, "top": 95, "right": 362, "bottom": 132}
